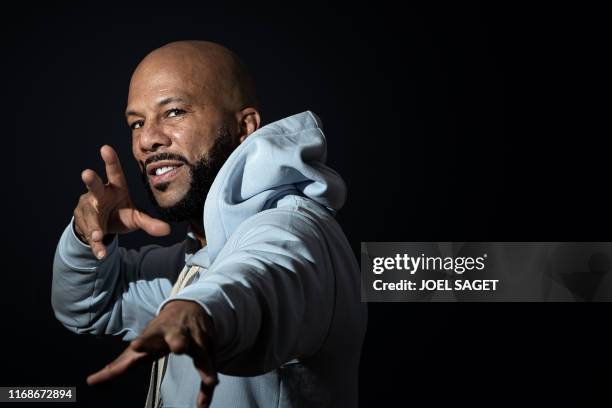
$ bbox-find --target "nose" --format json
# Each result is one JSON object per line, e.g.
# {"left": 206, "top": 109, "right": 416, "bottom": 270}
{"left": 138, "top": 121, "right": 172, "bottom": 153}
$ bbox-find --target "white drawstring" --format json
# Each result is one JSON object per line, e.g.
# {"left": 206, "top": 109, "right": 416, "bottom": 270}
{"left": 145, "top": 264, "right": 201, "bottom": 408}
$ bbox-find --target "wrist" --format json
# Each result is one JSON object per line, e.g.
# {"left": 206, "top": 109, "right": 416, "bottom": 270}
{"left": 162, "top": 300, "right": 217, "bottom": 346}
{"left": 72, "top": 220, "right": 90, "bottom": 245}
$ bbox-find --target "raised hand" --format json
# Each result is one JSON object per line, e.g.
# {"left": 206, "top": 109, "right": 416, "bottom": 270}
{"left": 86, "top": 300, "right": 218, "bottom": 408}
{"left": 74, "top": 145, "right": 171, "bottom": 259}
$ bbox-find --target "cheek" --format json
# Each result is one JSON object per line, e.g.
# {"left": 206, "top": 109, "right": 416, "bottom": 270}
{"left": 168, "top": 125, "right": 215, "bottom": 161}
{"left": 165, "top": 122, "right": 195, "bottom": 148}
{"left": 131, "top": 140, "right": 145, "bottom": 171}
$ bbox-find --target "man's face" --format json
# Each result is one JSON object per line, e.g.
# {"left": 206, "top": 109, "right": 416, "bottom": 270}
{"left": 126, "top": 60, "right": 235, "bottom": 222}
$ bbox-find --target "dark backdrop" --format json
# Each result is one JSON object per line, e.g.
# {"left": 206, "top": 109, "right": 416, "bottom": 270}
{"left": 3, "top": 3, "right": 610, "bottom": 407}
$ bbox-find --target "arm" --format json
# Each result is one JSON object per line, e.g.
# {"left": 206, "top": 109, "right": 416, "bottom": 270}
{"left": 85, "top": 208, "right": 335, "bottom": 407}
{"left": 162, "top": 210, "right": 336, "bottom": 375}
{"left": 52, "top": 218, "right": 182, "bottom": 340}
{"left": 51, "top": 145, "right": 172, "bottom": 341}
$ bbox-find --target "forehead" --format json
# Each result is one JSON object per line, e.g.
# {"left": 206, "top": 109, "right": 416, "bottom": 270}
{"left": 127, "top": 61, "right": 214, "bottom": 108}
{"left": 129, "top": 69, "right": 192, "bottom": 100}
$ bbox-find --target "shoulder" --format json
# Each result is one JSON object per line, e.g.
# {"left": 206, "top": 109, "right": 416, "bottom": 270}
{"left": 244, "top": 194, "right": 333, "bottom": 234}
{"left": 219, "top": 195, "right": 337, "bottom": 254}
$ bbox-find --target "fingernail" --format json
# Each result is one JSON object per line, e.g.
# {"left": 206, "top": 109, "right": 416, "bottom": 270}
{"left": 97, "top": 251, "right": 105, "bottom": 260}
{"left": 91, "top": 230, "right": 103, "bottom": 241}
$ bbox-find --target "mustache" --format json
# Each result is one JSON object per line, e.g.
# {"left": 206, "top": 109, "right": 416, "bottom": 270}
{"left": 140, "top": 152, "right": 191, "bottom": 173}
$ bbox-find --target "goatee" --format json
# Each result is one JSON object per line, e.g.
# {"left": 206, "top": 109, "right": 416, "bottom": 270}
{"left": 141, "top": 124, "right": 237, "bottom": 227}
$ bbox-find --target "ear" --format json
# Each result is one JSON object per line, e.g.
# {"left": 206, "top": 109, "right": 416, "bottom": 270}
{"left": 235, "top": 107, "right": 261, "bottom": 143}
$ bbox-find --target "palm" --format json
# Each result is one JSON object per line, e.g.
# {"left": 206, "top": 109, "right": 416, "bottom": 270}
{"left": 77, "top": 145, "right": 171, "bottom": 258}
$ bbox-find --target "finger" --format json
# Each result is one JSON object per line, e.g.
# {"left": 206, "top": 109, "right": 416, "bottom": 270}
{"left": 164, "top": 329, "right": 190, "bottom": 355}
{"left": 86, "top": 346, "right": 148, "bottom": 385}
{"left": 198, "top": 379, "right": 217, "bottom": 408}
{"left": 192, "top": 350, "right": 218, "bottom": 388}
{"left": 133, "top": 210, "right": 171, "bottom": 236}
{"left": 190, "top": 335, "right": 217, "bottom": 408}
{"left": 195, "top": 356, "right": 218, "bottom": 408}
{"left": 134, "top": 326, "right": 189, "bottom": 358}
{"left": 188, "top": 331, "right": 218, "bottom": 389}
{"left": 100, "top": 145, "right": 128, "bottom": 188}
{"left": 81, "top": 169, "right": 105, "bottom": 202}
{"left": 187, "top": 317, "right": 218, "bottom": 388}
{"left": 131, "top": 323, "right": 170, "bottom": 356}
{"left": 91, "top": 240, "right": 107, "bottom": 260}
{"left": 117, "top": 208, "right": 171, "bottom": 237}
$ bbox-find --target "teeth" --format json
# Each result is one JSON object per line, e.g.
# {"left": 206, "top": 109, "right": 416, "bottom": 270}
{"left": 155, "top": 166, "right": 176, "bottom": 176}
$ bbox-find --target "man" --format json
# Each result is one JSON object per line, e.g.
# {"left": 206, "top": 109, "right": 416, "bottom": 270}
{"left": 51, "top": 40, "right": 367, "bottom": 408}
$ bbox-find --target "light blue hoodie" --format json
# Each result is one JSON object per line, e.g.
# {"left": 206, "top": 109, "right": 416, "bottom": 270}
{"left": 52, "top": 111, "right": 367, "bottom": 407}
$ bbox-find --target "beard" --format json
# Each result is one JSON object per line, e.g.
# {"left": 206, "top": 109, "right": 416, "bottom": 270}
{"left": 140, "top": 124, "right": 237, "bottom": 226}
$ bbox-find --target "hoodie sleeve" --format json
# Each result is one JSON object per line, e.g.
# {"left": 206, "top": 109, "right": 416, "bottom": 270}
{"left": 158, "top": 209, "right": 336, "bottom": 375}
{"left": 51, "top": 218, "right": 181, "bottom": 341}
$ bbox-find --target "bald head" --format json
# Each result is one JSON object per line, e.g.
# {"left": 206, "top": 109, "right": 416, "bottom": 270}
{"left": 130, "top": 40, "right": 258, "bottom": 113}
{"left": 126, "top": 41, "right": 261, "bottom": 225}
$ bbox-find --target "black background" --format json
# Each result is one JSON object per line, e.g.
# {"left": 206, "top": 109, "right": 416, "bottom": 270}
{"left": 3, "top": 2, "right": 610, "bottom": 407}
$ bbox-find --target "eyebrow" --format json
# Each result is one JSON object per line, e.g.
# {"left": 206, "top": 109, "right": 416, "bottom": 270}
{"left": 125, "top": 97, "right": 191, "bottom": 117}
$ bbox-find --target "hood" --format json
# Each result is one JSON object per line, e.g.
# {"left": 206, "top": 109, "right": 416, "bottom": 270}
{"left": 193, "top": 110, "right": 346, "bottom": 265}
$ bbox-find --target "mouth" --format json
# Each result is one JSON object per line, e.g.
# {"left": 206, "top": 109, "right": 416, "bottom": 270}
{"left": 146, "top": 160, "right": 186, "bottom": 187}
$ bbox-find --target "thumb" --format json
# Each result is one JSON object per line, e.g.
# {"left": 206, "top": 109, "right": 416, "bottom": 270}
{"left": 118, "top": 208, "right": 171, "bottom": 236}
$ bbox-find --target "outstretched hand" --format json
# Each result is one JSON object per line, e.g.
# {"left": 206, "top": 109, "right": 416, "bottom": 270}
{"left": 86, "top": 300, "right": 218, "bottom": 408}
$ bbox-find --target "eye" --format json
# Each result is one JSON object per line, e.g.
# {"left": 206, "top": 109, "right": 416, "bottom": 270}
{"left": 130, "top": 120, "right": 144, "bottom": 130}
{"left": 166, "top": 108, "right": 186, "bottom": 118}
